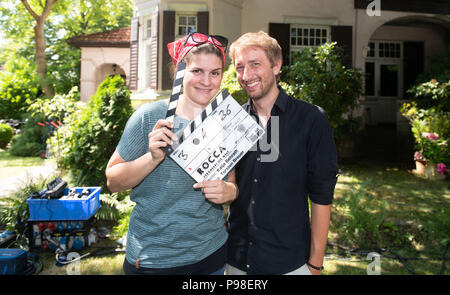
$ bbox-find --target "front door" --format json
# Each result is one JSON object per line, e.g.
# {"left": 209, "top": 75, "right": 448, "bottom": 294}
{"left": 365, "top": 41, "right": 403, "bottom": 124}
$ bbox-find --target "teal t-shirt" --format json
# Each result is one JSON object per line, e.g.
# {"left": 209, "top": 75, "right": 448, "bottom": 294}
{"left": 116, "top": 100, "right": 228, "bottom": 268}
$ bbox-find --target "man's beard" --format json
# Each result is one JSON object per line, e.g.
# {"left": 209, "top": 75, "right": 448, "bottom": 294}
{"left": 242, "top": 75, "right": 276, "bottom": 101}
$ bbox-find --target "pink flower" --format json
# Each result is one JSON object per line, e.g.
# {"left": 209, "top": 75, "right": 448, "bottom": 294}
{"left": 422, "top": 132, "right": 439, "bottom": 141}
{"left": 436, "top": 163, "right": 447, "bottom": 175}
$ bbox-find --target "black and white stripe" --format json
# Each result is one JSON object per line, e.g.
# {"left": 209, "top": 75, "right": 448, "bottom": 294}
{"left": 165, "top": 61, "right": 186, "bottom": 124}
{"left": 176, "top": 89, "right": 229, "bottom": 146}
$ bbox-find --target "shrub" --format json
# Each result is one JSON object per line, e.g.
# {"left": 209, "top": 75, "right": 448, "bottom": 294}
{"left": 280, "top": 42, "right": 364, "bottom": 141}
{"left": 0, "top": 123, "right": 14, "bottom": 149}
{"left": 57, "top": 75, "right": 133, "bottom": 190}
{"left": 221, "top": 64, "right": 248, "bottom": 105}
{"left": 9, "top": 114, "right": 45, "bottom": 157}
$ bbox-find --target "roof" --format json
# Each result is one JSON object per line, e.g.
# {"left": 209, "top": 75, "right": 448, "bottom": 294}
{"left": 67, "top": 27, "right": 130, "bottom": 48}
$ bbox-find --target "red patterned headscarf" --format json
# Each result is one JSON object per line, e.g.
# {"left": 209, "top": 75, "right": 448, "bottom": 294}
{"left": 167, "top": 33, "right": 226, "bottom": 66}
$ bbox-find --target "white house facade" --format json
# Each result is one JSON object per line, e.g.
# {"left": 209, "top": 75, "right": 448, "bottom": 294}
{"left": 78, "top": 0, "right": 449, "bottom": 127}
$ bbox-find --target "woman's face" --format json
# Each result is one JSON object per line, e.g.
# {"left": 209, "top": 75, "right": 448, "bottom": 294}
{"left": 183, "top": 53, "right": 223, "bottom": 108}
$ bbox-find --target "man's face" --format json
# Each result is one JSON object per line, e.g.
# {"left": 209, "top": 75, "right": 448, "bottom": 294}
{"left": 234, "top": 46, "right": 281, "bottom": 101}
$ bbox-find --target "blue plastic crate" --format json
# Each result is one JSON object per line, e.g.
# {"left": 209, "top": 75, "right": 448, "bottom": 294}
{"left": 27, "top": 187, "right": 101, "bottom": 221}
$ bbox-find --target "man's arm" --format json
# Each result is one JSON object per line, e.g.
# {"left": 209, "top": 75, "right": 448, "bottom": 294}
{"left": 308, "top": 202, "right": 331, "bottom": 275}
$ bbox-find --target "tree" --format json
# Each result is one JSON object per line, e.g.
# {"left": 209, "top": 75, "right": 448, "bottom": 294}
{"left": 0, "top": 0, "right": 133, "bottom": 97}
{"left": 20, "top": 0, "right": 59, "bottom": 98}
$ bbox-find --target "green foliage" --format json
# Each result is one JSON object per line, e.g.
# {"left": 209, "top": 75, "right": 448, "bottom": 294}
{"left": 0, "top": 58, "right": 39, "bottom": 120}
{"left": 401, "top": 79, "right": 449, "bottom": 166}
{"left": 221, "top": 64, "right": 248, "bottom": 105}
{"left": 9, "top": 114, "right": 45, "bottom": 157}
{"left": 408, "top": 79, "right": 449, "bottom": 112}
{"left": 336, "top": 179, "right": 389, "bottom": 248}
{"left": 28, "top": 86, "right": 82, "bottom": 122}
{"left": 0, "top": 0, "right": 134, "bottom": 95}
{"left": 58, "top": 75, "right": 132, "bottom": 190}
{"left": 280, "top": 43, "right": 364, "bottom": 141}
{"left": 99, "top": 192, "right": 135, "bottom": 237}
{"left": 415, "top": 45, "right": 450, "bottom": 85}
{"left": 0, "top": 123, "right": 14, "bottom": 149}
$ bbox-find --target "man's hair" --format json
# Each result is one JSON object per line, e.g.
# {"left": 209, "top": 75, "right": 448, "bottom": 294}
{"left": 229, "top": 31, "right": 282, "bottom": 67}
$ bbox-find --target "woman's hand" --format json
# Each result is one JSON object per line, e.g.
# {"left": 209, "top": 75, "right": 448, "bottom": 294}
{"left": 193, "top": 180, "right": 238, "bottom": 205}
{"left": 148, "top": 119, "right": 178, "bottom": 163}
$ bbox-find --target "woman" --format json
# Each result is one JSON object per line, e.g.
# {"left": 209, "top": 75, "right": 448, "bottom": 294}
{"left": 105, "top": 33, "right": 238, "bottom": 275}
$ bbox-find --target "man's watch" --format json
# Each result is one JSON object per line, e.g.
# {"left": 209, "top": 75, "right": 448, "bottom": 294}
{"left": 307, "top": 261, "right": 324, "bottom": 271}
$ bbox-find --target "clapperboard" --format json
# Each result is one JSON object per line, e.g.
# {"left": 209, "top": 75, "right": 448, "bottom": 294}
{"left": 163, "top": 61, "right": 265, "bottom": 183}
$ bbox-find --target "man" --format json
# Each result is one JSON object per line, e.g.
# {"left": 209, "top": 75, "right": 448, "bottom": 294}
{"left": 226, "top": 31, "right": 339, "bottom": 275}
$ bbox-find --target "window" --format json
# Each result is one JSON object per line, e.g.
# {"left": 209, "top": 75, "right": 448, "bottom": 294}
{"left": 366, "top": 41, "right": 402, "bottom": 59}
{"left": 144, "top": 18, "right": 152, "bottom": 40}
{"left": 176, "top": 14, "right": 197, "bottom": 38}
{"left": 379, "top": 42, "right": 401, "bottom": 58}
{"left": 290, "top": 25, "right": 330, "bottom": 50}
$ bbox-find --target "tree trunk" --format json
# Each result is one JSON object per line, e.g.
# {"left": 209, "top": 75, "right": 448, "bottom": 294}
{"left": 21, "top": 0, "right": 58, "bottom": 98}
{"left": 35, "top": 18, "right": 54, "bottom": 98}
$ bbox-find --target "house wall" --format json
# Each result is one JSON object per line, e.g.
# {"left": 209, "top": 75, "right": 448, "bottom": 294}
{"left": 130, "top": 0, "right": 449, "bottom": 125}
{"left": 79, "top": 47, "right": 130, "bottom": 102}
{"left": 241, "top": 0, "right": 355, "bottom": 33}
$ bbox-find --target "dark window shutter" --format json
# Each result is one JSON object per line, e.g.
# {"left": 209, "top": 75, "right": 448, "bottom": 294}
{"left": 162, "top": 10, "right": 175, "bottom": 90}
{"left": 268, "top": 23, "right": 290, "bottom": 67}
{"left": 197, "top": 11, "right": 209, "bottom": 34}
{"left": 129, "top": 16, "right": 139, "bottom": 90}
{"left": 150, "top": 10, "right": 159, "bottom": 89}
{"left": 331, "top": 25, "right": 353, "bottom": 68}
{"left": 403, "top": 41, "right": 424, "bottom": 98}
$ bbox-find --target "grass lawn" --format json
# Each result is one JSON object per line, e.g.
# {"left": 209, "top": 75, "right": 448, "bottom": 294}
{"left": 0, "top": 149, "right": 46, "bottom": 180}
{"left": 328, "top": 159, "right": 449, "bottom": 275}
{"left": 1, "top": 150, "right": 449, "bottom": 275}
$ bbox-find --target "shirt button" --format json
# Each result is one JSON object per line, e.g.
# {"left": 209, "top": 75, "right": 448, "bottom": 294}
{"left": 257, "top": 157, "right": 261, "bottom": 162}
{"left": 253, "top": 178, "right": 258, "bottom": 183}
{"left": 246, "top": 264, "right": 250, "bottom": 269}
{"left": 251, "top": 200, "right": 255, "bottom": 205}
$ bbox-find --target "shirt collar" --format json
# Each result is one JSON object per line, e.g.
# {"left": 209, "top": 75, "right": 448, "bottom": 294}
{"left": 248, "top": 85, "right": 289, "bottom": 115}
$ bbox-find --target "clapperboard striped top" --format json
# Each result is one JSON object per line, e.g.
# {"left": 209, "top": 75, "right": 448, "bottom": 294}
{"left": 165, "top": 61, "right": 186, "bottom": 125}
{"left": 169, "top": 89, "right": 229, "bottom": 153}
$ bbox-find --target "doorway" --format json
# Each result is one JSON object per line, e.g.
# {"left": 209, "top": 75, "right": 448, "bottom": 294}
{"left": 364, "top": 41, "right": 403, "bottom": 125}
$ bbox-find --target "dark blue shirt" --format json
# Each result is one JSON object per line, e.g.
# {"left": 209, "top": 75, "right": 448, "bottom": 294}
{"left": 226, "top": 87, "right": 339, "bottom": 274}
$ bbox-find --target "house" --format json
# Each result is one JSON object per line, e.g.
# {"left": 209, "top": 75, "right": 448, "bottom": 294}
{"left": 73, "top": 0, "right": 450, "bottom": 128}
{"left": 67, "top": 27, "right": 131, "bottom": 103}
{"left": 130, "top": 0, "right": 449, "bottom": 126}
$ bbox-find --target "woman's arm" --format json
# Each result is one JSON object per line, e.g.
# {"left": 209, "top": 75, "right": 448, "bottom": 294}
{"left": 105, "top": 150, "right": 162, "bottom": 192}
{"left": 105, "top": 119, "right": 177, "bottom": 192}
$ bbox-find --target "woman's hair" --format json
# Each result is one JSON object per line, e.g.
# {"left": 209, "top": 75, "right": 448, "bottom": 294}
{"left": 229, "top": 31, "right": 282, "bottom": 67}
{"left": 170, "top": 43, "right": 225, "bottom": 78}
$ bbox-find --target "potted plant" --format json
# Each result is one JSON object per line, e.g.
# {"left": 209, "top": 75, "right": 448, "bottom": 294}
{"left": 401, "top": 103, "right": 449, "bottom": 180}
{"left": 413, "top": 132, "right": 448, "bottom": 179}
